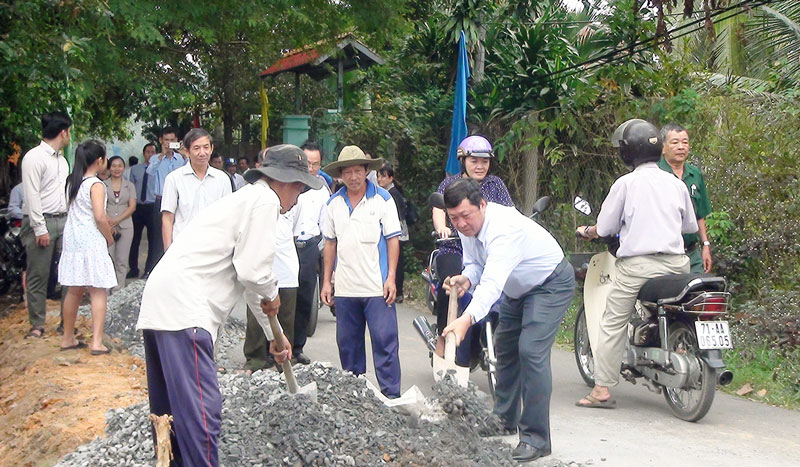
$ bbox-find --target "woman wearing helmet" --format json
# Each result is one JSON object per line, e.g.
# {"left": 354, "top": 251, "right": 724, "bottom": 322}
{"left": 431, "top": 135, "right": 513, "bottom": 352}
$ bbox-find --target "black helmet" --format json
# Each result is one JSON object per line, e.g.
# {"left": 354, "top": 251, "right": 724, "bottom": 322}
{"left": 611, "top": 119, "right": 662, "bottom": 167}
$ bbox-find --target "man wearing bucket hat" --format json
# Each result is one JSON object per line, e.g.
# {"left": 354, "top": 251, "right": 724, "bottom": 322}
{"left": 136, "top": 144, "right": 322, "bottom": 467}
{"left": 320, "top": 145, "right": 403, "bottom": 398}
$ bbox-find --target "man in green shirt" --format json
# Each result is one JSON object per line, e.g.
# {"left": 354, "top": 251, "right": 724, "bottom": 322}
{"left": 658, "top": 123, "right": 713, "bottom": 273}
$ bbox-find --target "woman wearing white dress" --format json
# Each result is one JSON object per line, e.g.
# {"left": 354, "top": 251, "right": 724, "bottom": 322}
{"left": 58, "top": 140, "right": 117, "bottom": 354}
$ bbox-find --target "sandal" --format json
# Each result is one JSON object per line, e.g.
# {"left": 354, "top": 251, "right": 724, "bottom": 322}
{"left": 90, "top": 348, "right": 112, "bottom": 355}
{"left": 575, "top": 394, "right": 617, "bottom": 409}
{"left": 25, "top": 327, "right": 45, "bottom": 339}
{"left": 60, "top": 341, "right": 87, "bottom": 351}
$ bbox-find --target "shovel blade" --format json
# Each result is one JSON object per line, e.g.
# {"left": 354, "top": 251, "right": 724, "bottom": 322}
{"left": 290, "top": 381, "right": 318, "bottom": 404}
{"left": 432, "top": 353, "right": 470, "bottom": 387}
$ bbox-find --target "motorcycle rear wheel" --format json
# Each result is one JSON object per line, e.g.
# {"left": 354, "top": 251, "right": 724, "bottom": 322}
{"left": 573, "top": 306, "right": 596, "bottom": 387}
{"left": 663, "top": 321, "right": 716, "bottom": 422}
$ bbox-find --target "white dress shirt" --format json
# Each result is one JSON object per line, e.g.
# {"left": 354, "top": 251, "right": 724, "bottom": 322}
{"left": 288, "top": 184, "right": 330, "bottom": 241}
{"left": 273, "top": 213, "right": 300, "bottom": 288}
{"left": 137, "top": 179, "right": 282, "bottom": 342}
{"left": 596, "top": 162, "right": 698, "bottom": 258}
{"left": 8, "top": 183, "right": 24, "bottom": 220}
{"left": 461, "top": 203, "right": 565, "bottom": 323}
{"left": 21, "top": 141, "right": 69, "bottom": 235}
{"left": 161, "top": 164, "right": 232, "bottom": 239}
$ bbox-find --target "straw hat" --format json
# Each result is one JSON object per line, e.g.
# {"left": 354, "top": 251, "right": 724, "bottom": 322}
{"left": 321, "top": 145, "right": 383, "bottom": 178}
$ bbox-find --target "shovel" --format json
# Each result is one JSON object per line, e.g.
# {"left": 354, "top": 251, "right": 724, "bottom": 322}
{"left": 268, "top": 314, "right": 318, "bottom": 403}
{"left": 432, "top": 280, "right": 470, "bottom": 387}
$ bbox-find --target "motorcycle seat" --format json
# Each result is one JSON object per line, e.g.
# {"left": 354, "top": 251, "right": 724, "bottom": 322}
{"left": 638, "top": 273, "right": 726, "bottom": 304}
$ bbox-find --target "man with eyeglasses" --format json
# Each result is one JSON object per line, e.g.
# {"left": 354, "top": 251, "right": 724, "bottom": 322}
{"left": 287, "top": 141, "right": 332, "bottom": 364}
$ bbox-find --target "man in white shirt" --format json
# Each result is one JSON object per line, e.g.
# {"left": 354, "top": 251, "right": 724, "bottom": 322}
{"left": 145, "top": 127, "right": 185, "bottom": 270}
{"left": 242, "top": 148, "right": 301, "bottom": 372}
{"left": 19, "top": 111, "right": 72, "bottom": 338}
{"left": 160, "top": 128, "right": 232, "bottom": 250}
{"left": 136, "top": 144, "right": 323, "bottom": 467}
{"left": 441, "top": 178, "right": 574, "bottom": 463}
{"left": 291, "top": 141, "right": 331, "bottom": 364}
{"left": 575, "top": 119, "right": 697, "bottom": 409}
{"left": 320, "top": 145, "right": 402, "bottom": 398}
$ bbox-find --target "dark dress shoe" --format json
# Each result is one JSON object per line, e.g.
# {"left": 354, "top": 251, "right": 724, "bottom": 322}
{"left": 511, "top": 442, "right": 551, "bottom": 463}
{"left": 294, "top": 353, "right": 311, "bottom": 365}
{"left": 126, "top": 269, "right": 139, "bottom": 279}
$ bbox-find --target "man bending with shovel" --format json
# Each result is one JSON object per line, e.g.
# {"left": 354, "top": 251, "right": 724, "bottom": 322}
{"left": 440, "top": 178, "right": 574, "bottom": 463}
{"left": 136, "top": 145, "right": 323, "bottom": 466}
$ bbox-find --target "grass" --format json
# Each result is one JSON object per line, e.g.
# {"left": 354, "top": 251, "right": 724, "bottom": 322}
{"left": 721, "top": 346, "right": 800, "bottom": 409}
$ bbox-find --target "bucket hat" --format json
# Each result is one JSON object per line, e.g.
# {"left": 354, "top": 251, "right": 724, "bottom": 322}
{"left": 321, "top": 145, "right": 383, "bottom": 178}
{"left": 243, "top": 144, "right": 324, "bottom": 191}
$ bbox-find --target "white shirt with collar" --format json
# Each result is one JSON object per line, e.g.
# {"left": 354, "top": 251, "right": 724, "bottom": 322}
{"left": 137, "top": 179, "right": 283, "bottom": 342}
{"left": 20, "top": 141, "right": 69, "bottom": 236}
{"left": 461, "top": 203, "right": 565, "bottom": 323}
{"left": 160, "top": 163, "right": 232, "bottom": 239}
{"left": 323, "top": 180, "right": 401, "bottom": 297}
{"left": 596, "top": 162, "right": 698, "bottom": 258}
{"left": 287, "top": 183, "right": 330, "bottom": 241}
{"left": 273, "top": 212, "right": 299, "bottom": 288}
{"left": 232, "top": 173, "right": 247, "bottom": 191}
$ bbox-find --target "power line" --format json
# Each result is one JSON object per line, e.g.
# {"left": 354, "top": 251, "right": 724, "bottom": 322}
{"left": 532, "top": 0, "right": 777, "bottom": 85}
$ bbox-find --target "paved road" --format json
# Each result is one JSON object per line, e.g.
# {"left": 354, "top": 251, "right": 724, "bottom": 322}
{"left": 228, "top": 299, "right": 800, "bottom": 466}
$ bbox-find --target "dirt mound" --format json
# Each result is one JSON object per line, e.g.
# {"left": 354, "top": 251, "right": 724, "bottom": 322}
{"left": 0, "top": 301, "right": 147, "bottom": 466}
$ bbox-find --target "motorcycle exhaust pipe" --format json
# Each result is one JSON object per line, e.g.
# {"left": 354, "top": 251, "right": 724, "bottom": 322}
{"left": 413, "top": 316, "right": 438, "bottom": 353}
{"left": 717, "top": 370, "right": 733, "bottom": 386}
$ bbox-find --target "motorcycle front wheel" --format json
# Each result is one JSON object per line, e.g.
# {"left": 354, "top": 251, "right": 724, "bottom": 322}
{"left": 573, "top": 306, "right": 596, "bottom": 387}
{"left": 663, "top": 321, "right": 716, "bottom": 422}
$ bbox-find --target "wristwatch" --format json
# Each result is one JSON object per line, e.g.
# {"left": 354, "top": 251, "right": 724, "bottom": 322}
{"left": 702, "top": 241, "right": 711, "bottom": 247}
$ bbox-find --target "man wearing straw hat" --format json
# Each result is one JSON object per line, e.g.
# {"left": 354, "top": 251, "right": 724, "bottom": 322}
{"left": 320, "top": 145, "right": 403, "bottom": 398}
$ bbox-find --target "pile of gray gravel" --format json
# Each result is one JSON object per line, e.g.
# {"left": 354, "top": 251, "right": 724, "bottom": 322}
{"left": 64, "top": 282, "right": 581, "bottom": 466}
{"left": 58, "top": 364, "right": 520, "bottom": 466}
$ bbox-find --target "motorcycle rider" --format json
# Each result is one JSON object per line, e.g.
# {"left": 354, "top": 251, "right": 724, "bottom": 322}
{"left": 574, "top": 119, "right": 698, "bottom": 408}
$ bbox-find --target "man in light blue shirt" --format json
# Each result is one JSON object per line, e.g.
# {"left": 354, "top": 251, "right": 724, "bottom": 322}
{"left": 8, "top": 182, "right": 24, "bottom": 220}
{"left": 145, "top": 127, "right": 185, "bottom": 272}
{"left": 441, "top": 178, "right": 574, "bottom": 463}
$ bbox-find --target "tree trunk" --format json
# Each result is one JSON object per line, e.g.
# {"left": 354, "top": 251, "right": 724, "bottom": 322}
{"left": 474, "top": 26, "right": 486, "bottom": 83}
{"left": 521, "top": 113, "right": 539, "bottom": 215}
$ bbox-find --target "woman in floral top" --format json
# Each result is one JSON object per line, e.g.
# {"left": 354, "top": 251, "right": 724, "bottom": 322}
{"left": 431, "top": 136, "right": 513, "bottom": 346}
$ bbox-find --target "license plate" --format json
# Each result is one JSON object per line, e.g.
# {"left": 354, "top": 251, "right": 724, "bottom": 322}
{"left": 695, "top": 321, "right": 733, "bottom": 349}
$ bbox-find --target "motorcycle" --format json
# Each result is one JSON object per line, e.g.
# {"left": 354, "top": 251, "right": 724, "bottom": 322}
{"left": 571, "top": 196, "right": 733, "bottom": 422}
{"left": 415, "top": 195, "right": 552, "bottom": 400}
{"left": 0, "top": 208, "right": 26, "bottom": 299}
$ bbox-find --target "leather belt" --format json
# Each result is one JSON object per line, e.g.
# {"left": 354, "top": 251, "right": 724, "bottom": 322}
{"left": 295, "top": 234, "right": 322, "bottom": 249}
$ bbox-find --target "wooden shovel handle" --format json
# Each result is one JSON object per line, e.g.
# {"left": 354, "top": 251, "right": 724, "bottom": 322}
{"left": 267, "top": 314, "right": 299, "bottom": 394}
{"left": 444, "top": 279, "right": 460, "bottom": 363}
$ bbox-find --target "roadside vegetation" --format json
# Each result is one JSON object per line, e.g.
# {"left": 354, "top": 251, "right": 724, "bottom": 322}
{"left": 2, "top": 1, "right": 798, "bottom": 407}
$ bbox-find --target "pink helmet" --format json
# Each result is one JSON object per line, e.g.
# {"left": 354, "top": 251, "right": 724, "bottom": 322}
{"left": 456, "top": 135, "right": 494, "bottom": 159}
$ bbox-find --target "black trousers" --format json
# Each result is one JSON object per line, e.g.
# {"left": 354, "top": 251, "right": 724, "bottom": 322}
{"left": 129, "top": 203, "right": 157, "bottom": 276}
{"left": 293, "top": 239, "right": 321, "bottom": 354}
{"left": 395, "top": 241, "right": 406, "bottom": 298}
{"left": 434, "top": 251, "right": 463, "bottom": 335}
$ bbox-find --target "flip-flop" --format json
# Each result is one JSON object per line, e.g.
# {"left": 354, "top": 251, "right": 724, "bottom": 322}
{"left": 90, "top": 348, "right": 112, "bottom": 355}
{"left": 25, "top": 327, "right": 45, "bottom": 339}
{"left": 575, "top": 394, "right": 617, "bottom": 409}
{"left": 60, "top": 341, "right": 87, "bottom": 351}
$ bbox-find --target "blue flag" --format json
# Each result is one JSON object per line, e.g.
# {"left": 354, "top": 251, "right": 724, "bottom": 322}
{"left": 446, "top": 31, "right": 470, "bottom": 176}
